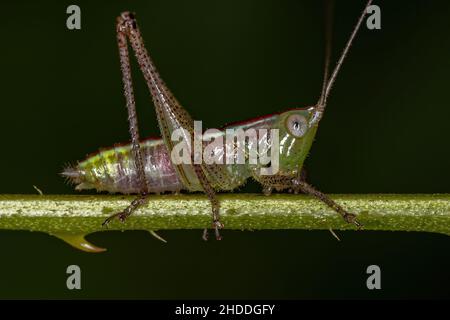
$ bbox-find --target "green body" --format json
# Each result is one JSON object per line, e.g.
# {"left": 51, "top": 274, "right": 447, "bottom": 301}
{"left": 66, "top": 108, "right": 318, "bottom": 194}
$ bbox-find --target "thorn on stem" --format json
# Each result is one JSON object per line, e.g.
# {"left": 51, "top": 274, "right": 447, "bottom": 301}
{"left": 328, "top": 227, "right": 341, "bottom": 241}
{"left": 149, "top": 230, "right": 167, "bottom": 243}
{"left": 33, "top": 185, "right": 44, "bottom": 196}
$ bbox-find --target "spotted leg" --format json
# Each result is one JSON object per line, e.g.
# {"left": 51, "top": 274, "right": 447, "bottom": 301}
{"left": 102, "top": 14, "right": 151, "bottom": 226}
{"left": 194, "top": 165, "right": 224, "bottom": 241}
{"left": 293, "top": 179, "right": 362, "bottom": 228}
{"left": 110, "top": 12, "right": 225, "bottom": 238}
{"left": 258, "top": 171, "right": 362, "bottom": 228}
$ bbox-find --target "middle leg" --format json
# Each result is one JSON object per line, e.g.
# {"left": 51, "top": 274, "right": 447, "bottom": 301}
{"left": 193, "top": 164, "right": 224, "bottom": 241}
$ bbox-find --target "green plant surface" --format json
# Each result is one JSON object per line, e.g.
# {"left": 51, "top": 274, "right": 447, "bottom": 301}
{"left": 0, "top": 194, "right": 448, "bottom": 236}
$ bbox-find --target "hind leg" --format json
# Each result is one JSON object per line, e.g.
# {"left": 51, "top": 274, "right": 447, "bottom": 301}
{"left": 102, "top": 16, "right": 150, "bottom": 226}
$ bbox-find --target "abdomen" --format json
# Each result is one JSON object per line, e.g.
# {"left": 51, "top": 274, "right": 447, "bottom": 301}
{"left": 63, "top": 139, "right": 185, "bottom": 194}
{"left": 62, "top": 121, "right": 269, "bottom": 194}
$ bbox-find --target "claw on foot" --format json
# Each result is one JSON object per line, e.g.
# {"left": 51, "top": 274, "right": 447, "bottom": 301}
{"left": 101, "top": 216, "right": 114, "bottom": 228}
{"left": 102, "top": 211, "right": 128, "bottom": 227}
{"left": 202, "top": 228, "right": 209, "bottom": 241}
{"left": 214, "top": 227, "right": 223, "bottom": 241}
{"left": 213, "top": 220, "right": 224, "bottom": 240}
{"left": 263, "top": 186, "right": 272, "bottom": 196}
{"left": 118, "top": 212, "right": 128, "bottom": 222}
{"left": 202, "top": 221, "right": 224, "bottom": 241}
{"left": 344, "top": 213, "right": 363, "bottom": 229}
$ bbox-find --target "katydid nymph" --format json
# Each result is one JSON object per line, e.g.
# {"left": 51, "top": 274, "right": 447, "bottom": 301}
{"left": 63, "top": 0, "right": 373, "bottom": 242}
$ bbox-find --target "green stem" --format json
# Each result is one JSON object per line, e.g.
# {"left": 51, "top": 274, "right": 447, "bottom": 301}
{"left": 0, "top": 194, "right": 449, "bottom": 236}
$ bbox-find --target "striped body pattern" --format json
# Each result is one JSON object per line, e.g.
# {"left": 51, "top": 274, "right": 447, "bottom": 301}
{"left": 65, "top": 139, "right": 183, "bottom": 194}
{"left": 61, "top": 2, "right": 372, "bottom": 243}
{"left": 63, "top": 111, "right": 310, "bottom": 194}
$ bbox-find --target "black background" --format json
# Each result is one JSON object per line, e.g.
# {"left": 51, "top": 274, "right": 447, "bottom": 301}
{"left": 0, "top": 0, "right": 448, "bottom": 299}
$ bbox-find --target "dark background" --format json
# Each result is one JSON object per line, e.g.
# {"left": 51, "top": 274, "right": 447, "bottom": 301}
{"left": 0, "top": 0, "right": 448, "bottom": 299}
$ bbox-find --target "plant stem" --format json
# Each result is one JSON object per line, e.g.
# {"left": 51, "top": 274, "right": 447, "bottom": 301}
{"left": 0, "top": 194, "right": 449, "bottom": 236}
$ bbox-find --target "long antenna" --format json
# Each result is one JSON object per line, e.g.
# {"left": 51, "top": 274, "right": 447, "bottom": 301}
{"left": 310, "top": 0, "right": 373, "bottom": 127}
{"left": 318, "top": 0, "right": 334, "bottom": 108}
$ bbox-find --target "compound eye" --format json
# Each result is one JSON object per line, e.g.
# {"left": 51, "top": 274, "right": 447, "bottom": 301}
{"left": 286, "top": 114, "right": 308, "bottom": 138}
